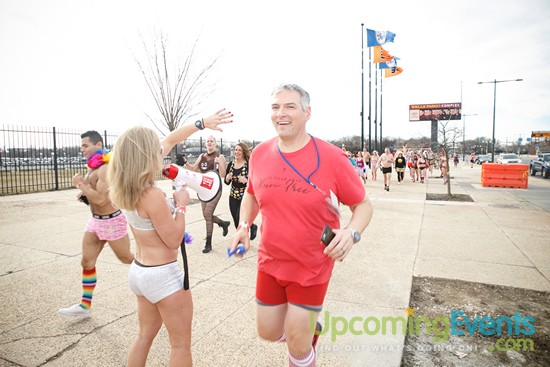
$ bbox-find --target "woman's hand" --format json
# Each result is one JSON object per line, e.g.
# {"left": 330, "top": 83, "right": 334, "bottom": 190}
{"left": 202, "top": 108, "right": 234, "bottom": 132}
{"left": 173, "top": 187, "right": 190, "bottom": 207}
{"left": 226, "top": 171, "right": 233, "bottom": 181}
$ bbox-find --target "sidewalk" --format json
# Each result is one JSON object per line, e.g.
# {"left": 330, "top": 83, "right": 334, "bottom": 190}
{"left": 0, "top": 164, "right": 549, "bottom": 366}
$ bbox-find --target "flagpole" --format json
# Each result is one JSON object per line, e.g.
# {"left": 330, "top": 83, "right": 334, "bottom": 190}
{"left": 361, "top": 23, "right": 365, "bottom": 152}
{"left": 460, "top": 81, "right": 464, "bottom": 162}
{"left": 380, "top": 69, "right": 383, "bottom": 150}
{"left": 368, "top": 36, "right": 372, "bottom": 152}
{"left": 374, "top": 63, "right": 378, "bottom": 151}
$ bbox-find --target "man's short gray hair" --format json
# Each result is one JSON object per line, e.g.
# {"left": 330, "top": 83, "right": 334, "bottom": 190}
{"left": 271, "top": 83, "right": 310, "bottom": 111}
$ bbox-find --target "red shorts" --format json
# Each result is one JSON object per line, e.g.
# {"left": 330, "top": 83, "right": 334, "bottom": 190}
{"left": 256, "top": 271, "right": 329, "bottom": 309}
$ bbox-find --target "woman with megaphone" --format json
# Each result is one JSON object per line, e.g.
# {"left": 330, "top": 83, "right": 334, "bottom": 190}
{"left": 185, "top": 135, "right": 231, "bottom": 253}
{"left": 107, "top": 110, "right": 232, "bottom": 367}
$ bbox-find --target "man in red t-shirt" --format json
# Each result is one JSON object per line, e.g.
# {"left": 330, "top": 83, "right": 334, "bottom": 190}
{"left": 230, "top": 84, "right": 373, "bottom": 366}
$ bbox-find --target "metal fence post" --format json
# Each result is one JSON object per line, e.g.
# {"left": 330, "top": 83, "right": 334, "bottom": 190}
{"left": 52, "top": 127, "right": 59, "bottom": 191}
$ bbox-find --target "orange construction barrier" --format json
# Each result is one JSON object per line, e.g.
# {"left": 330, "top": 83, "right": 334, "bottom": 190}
{"left": 481, "top": 163, "right": 529, "bottom": 189}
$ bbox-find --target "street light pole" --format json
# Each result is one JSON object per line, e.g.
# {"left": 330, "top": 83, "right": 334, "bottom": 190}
{"left": 477, "top": 78, "right": 523, "bottom": 163}
{"left": 462, "top": 113, "right": 477, "bottom": 162}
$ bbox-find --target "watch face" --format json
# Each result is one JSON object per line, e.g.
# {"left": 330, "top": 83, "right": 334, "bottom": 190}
{"left": 347, "top": 227, "right": 360, "bottom": 243}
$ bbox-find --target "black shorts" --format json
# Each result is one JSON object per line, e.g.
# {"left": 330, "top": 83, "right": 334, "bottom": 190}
{"left": 382, "top": 167, "right": 392, "bottom": 174}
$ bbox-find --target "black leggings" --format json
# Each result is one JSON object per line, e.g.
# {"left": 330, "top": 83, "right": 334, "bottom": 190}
{"left": 228, "top": 196, "right": 242, "bottom": 229}
{"left": 201, "top": 190, "right": 223, "bottom": 236}
{"left": 397, "top": 171, "right": 404, "bottom": 182}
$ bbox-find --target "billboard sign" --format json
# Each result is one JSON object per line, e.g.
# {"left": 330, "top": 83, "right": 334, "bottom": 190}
{"left": 531, "top": 131, "right": 550, "bottom": 138}
{"left": 409, "top": 103, "right": 462, "bottom": 121}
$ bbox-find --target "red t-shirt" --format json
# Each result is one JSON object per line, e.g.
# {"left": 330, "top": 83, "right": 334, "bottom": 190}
{"left": 248, "top": 137, "right": 366, "bottom": 286}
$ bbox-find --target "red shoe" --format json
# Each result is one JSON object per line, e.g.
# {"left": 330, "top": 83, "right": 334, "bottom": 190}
{"left": 312, "top": 322, "right": 322, "bottom": 350}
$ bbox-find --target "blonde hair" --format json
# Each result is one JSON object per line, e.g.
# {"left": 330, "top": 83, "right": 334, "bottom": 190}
{"left": 107, "top": 126, "right": 161, "bottom": 210}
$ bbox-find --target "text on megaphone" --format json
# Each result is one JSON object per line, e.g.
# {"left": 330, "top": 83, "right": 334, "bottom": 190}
{"left": 162, "top": 164, "right": 221, "bottom": 203}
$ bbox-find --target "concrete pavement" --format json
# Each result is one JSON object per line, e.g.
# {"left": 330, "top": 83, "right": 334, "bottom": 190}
{"left": 1, "top": 163, "right": 549, "bottom": 366}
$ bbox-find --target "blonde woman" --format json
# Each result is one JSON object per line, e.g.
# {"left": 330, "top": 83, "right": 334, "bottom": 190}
{"left": 107, "top": 110, "right": 232, "bottom": 367}
{"left": 370, "top": 150, "right": 379, "bottom": 181}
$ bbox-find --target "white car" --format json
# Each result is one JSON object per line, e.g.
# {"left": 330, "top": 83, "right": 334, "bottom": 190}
{"left": 497, "top": 153, "right": 521, "bottom": 164}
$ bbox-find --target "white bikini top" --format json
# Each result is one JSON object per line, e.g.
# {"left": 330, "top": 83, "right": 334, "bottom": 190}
{"left": 126, "top": 196, "right": 176, "bottom": 231}
{"left": 126, "top": 210, "right": 155, "bottom": 231}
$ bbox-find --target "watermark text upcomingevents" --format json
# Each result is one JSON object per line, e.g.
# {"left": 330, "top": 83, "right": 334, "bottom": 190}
{"left": 312, "top": 309, "right": 536, "bottom": 352}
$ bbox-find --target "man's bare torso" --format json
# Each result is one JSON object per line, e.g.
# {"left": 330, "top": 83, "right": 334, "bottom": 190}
{"left": 85, "top": 164, "right": 117, "bottom": 215}
{"left": 379, "top": 153, "right": 394, "bottom": 168}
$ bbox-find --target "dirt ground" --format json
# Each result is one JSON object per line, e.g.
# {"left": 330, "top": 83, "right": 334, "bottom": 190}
{"left": 426, "top": 193, "right": 474, "bottom": 202}
{"left": 401, "top": 277, "right": 550, "bottom": 367}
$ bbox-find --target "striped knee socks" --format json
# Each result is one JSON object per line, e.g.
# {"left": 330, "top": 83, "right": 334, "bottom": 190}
{"left": 289, "top": 348, "right": 315, "bottom": 367}
{"left": 80, "top": 267, "right": 96, "bottom": 309}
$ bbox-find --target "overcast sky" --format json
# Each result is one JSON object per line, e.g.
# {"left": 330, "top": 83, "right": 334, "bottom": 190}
{"left": 1, "top": 0, "right": 549, "bottom": 147}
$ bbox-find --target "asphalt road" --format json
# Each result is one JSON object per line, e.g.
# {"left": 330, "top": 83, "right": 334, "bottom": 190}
{"left": 513, "top": 172, "right": 550, "bottom": 211}
{"left": 501, "top": 156, "right": 550, "bottom": 211}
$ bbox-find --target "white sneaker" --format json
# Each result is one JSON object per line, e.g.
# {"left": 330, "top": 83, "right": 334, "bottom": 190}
{"left": 58, "top": 303, "right": 92, "bottom": 317}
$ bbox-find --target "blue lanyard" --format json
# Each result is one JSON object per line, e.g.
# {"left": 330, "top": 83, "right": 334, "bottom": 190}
{"left": 277, "top": 135, "right": 321, "bottom": 190}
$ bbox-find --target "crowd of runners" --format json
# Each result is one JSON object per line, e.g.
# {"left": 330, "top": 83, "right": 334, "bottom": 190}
{"left": 343, "top": 145, "right": 453, "bottom": 190}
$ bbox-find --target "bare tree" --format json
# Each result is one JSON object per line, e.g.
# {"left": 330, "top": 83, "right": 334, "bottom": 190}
{"left": 134, "top": 31, "right": 219, "bottom": 159}
{"left": 437, "top": 119, "right": 463, "bottom": 197}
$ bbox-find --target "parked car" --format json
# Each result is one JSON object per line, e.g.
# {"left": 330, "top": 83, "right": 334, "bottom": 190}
{"left": 497, "top": 153, "right": 520, "bottom": 164}
{"left": 529, "top": 153, "right": 550, "bottom": 178}
{"left": 475, "top": 154, "right": 492, "bottom": 164}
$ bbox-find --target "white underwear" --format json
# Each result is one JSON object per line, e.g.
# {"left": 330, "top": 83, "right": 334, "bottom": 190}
{"left": 128, "top": 260, "right": 184, "bottom": 303}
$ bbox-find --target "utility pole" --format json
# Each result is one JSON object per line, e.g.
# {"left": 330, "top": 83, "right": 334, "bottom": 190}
{"left": 477, "top": 78, "right": 523, "bottom": 163}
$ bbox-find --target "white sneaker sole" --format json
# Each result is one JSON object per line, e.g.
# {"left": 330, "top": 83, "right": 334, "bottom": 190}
{"left": 58, "top": 307, "right": 92, "bottom": 317}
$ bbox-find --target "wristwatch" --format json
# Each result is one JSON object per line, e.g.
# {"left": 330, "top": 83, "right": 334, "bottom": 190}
{"left": 195, "top": 119, "right": 204, "bottom": 130}
{"left": 347, "top": 227, "right": 361, "bottom": 243}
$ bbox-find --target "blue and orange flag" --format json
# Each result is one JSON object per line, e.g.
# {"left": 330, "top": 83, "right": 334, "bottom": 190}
{"left": 385, "top": 66, "right": 403, "bottom": 78}
{"left": 366, "top": 29, "right": 396, "bottom": 47}
{"left": 373, "top": 46, "right": 394, "bottom": 63}
{"left": 378, "top": 57, "right": 399, "bottom": 69}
